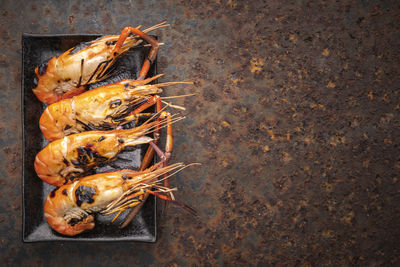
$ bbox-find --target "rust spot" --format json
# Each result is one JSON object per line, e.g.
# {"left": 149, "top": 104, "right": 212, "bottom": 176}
{"left": 68, "top": 15, "right": 75, "bottom": 24}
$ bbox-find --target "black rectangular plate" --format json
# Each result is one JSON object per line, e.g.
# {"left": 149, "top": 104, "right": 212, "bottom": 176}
{"left": 22, "top": 34, "right": 157, "bottom": 242}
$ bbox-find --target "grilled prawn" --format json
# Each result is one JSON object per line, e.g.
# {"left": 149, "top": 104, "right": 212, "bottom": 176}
{"left": 44, "top": 163, "right": 189, "bottom": 236}
{"left": 33, "top": 22, "right": 167, "bottom": 104}
{"left": 39, "top": 75, "right": 184, "bottom": 141}
{"left": 34, "top": 117, "right": 174, "bottom": 186}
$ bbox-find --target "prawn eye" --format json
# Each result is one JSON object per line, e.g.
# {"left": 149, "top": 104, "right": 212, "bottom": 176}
{"left": 109, "top": 99, "right": 122, "bottom": 109}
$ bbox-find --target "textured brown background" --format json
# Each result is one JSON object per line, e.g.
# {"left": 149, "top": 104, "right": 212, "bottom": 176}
{"left": 1, "top": 0, "right": 400, "bottom": 266}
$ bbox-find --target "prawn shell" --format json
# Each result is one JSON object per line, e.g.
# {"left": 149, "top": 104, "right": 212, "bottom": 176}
{"left": 43, "top": 169, "right": 138, "bottom": 236}
{"left": 32, "top": 35, "right": 141, "bottom": 105}
{"left": 34, "top": 128, "right": 153, "bottom": 187}
{"left": 32, "top": 57, "right": 61, "bottom": 104}
{"left": 39, "top": 99, "right": 77, "bottom": 141}
{"left": 39, "top": 79, "right": 161, "bottom": 142}
{"left": 44, "top": 184, "right": 95, "bottom": 236}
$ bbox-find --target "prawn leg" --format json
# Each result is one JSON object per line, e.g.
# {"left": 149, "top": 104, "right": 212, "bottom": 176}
{"left": 121, "top": 107, "right": 173, "bottom": 228}
{"left": 139, "top": 95, "right": 163, "bottom": 171}
{"left": 111, "top": 27, "right": 159, "bottom": 80}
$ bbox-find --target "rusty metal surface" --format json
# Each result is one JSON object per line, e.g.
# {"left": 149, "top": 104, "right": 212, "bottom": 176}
{"left": 0, "top": 0, "right": 399, "bottom": 265}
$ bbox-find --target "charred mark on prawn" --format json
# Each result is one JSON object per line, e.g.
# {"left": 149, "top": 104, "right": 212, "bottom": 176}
{"left": 112, "top": 99, "right": 149, "bottom": 123}
{"left": 50, "top": 187, "right": 59, "bottom": 198}
{"left": 69, "top": 217, "right": 83, "bottom": 226}
{"left": 62, "top": 189, "right": 68, "bottom": 196}
{"left": 38, "top": 61, "right": 48, "bottom": 76}
{"left": 122, "top": 145, "right": 136, "bottom": 151}
{"left": 71, "top": 146, "right": 109, "bottom": 167}
{"left": 76, "top": 59, "right": 84, "bottom": 88}
{"left": 75, "top": 186, "right": 96, "bottom": 207}
{"left": 86, "top": 57, "right": 115, "bottom": 85}
{"left": 86, "top": 60, "right": 108, "bottom": 84}
{"left": 77, "top": 119, "right": 114, "bottom": 131}
{"left": 112, "top": 116, "right": 127, "bottom": 122}
{"left": 76, "top": 119, "right": 96, "bottom": 131}
{"left": 97, "top": 60, "right": 113, "bottom": 79}
{"left": 99, "top": 122, "right": 113, "bottom": 130}
{"left": 98, "top": 136, "right": 105, "bottom": 142}
{"left": 71, "top": 160, "right": 81, "bottom": 166}
{"left": 66, "top": 173, "right": 81, "bottom": 183}
{"left": 76, "top": 146, "right": 95, "bottom": 165}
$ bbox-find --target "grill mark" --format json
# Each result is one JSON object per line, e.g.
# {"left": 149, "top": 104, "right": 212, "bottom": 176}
{"left": 75, "top": 186, "right": 96, "bottom": 207}
{"left": 50, "top": 187, "right": 59, "bottom": 198}
{"left": 86, "top": 60, "right": 108, "bottom": 84}
{"left": 76, "top": 58, "right": 84, "bottom": 88}
{"left": 112, "top": 99, "right": 148, "bottom": 122}
{"left": 97, "top": 59, "right": 112, "bottom": 80}
{"left": 68, "top": 214, "right": 88, "bottom": 226}
{"left": 76, "top": 119, "right": 96, "bottom": 131}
